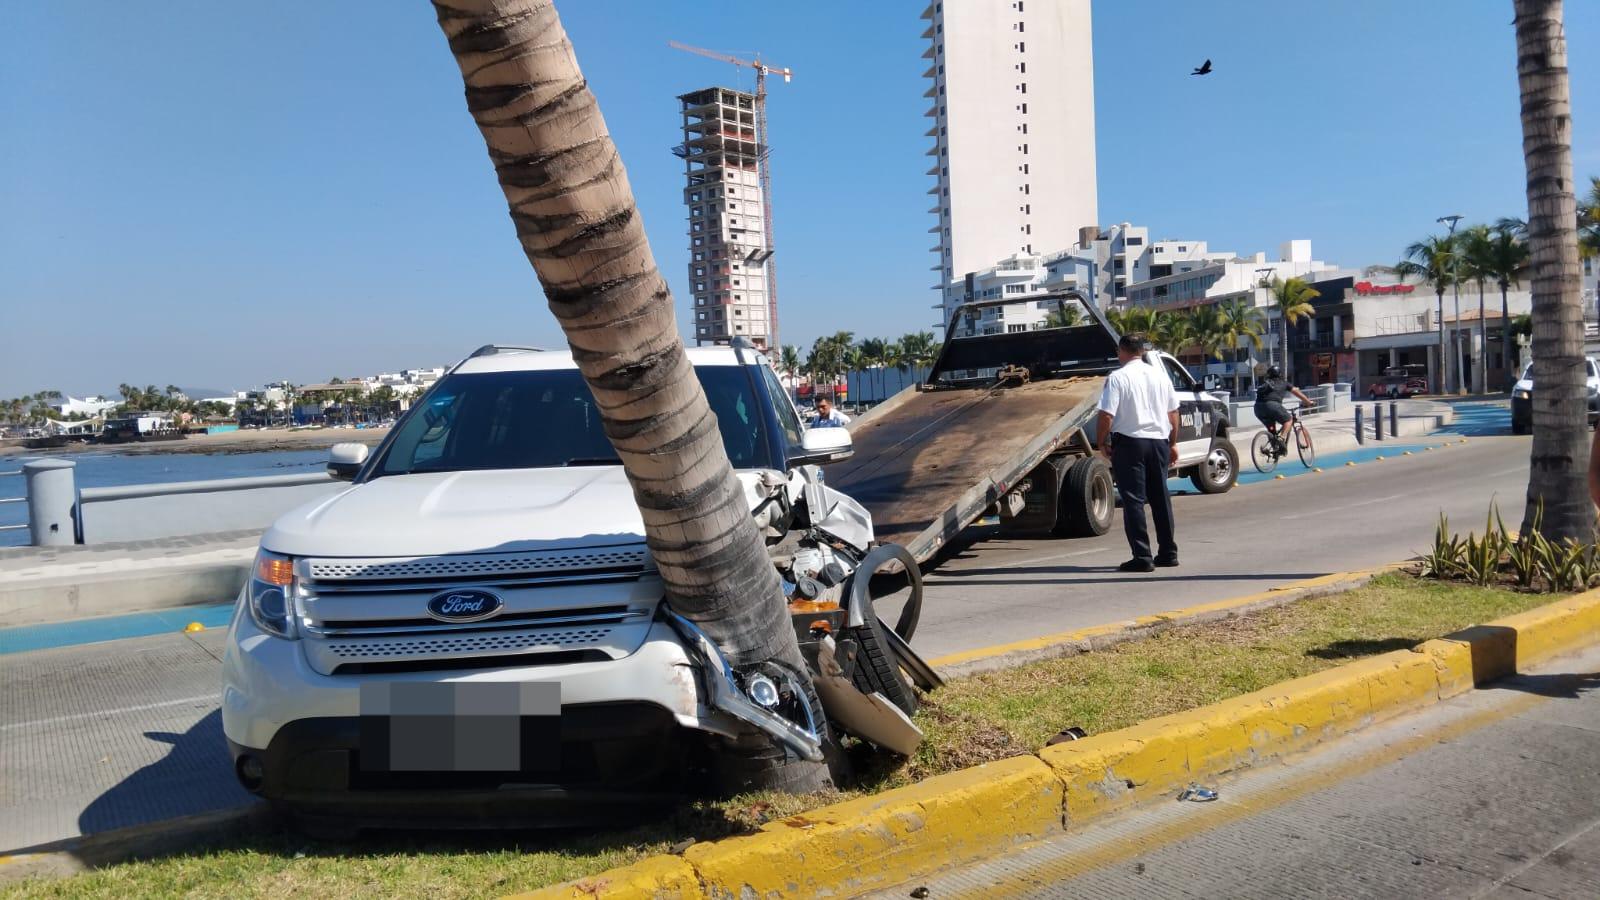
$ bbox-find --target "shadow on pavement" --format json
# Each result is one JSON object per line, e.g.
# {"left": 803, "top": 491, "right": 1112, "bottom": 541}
{"left": 76, "top": 710, "right": 253, "bottom": 839}
{"left": 1486, "top": 670, "right": 1600, "bottom": 700}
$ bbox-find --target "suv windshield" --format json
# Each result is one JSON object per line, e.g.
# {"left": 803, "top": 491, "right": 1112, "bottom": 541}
{"left": 374, "top": 366, "right": 775, "bottom": 476}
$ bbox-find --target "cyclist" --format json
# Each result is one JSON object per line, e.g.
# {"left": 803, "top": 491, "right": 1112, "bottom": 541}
{"left": 1254, "top": 365, "right": 1315, "bottom": 454}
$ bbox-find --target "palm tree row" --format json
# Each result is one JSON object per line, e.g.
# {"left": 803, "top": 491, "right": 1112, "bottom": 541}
{"left": 1390, "top": 220, "right": 1533, "bottom": 394}
{"left": 1105, "top": 300, "right": 1268, "bottom": 395}
{"left": 0, "top": 391, "right": 65, "bottom": 426}
{"left": 778, "top": 331, "right": 942, "bottom": 402}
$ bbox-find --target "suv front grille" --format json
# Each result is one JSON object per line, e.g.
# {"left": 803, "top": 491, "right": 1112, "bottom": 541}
{"left": 296, "top": 545, "right": 659, "bottom": 676}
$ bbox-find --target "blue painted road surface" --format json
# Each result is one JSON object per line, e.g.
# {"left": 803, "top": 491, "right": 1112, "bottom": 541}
{"left": 0, "top": 602, "right": 235, "bottom": 655}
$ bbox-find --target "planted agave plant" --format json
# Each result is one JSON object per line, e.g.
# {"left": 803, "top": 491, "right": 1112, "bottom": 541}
{"left": 1423, "top": 500, "right": 1600, "bottom": 593}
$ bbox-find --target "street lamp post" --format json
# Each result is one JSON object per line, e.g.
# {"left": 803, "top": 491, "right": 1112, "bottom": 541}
{"left": 1437, "top": 214, "right": 1464, "bottom": 394}
{"left": 1255, "top": 266, "right": 1276, "bottom": 380}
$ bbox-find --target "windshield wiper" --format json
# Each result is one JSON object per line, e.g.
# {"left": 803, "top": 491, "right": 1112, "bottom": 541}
{"left": 563, "top": 457, "right": 621, "bottom": 466}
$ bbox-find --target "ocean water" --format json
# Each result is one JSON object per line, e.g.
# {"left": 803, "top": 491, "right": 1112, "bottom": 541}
{"left": 0, "top": 449, "right": 327, "bottom": 548}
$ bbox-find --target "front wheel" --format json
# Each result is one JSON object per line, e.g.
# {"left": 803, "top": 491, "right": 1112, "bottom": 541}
{"left": 1250, "top": 430, "right": 1279, "bottom": 473}
{"left": 1192, "top": 440, "right": 1239, "bottom": 493}
{"left": 1295, "top": 422, "right": 1316, "bottom": 468}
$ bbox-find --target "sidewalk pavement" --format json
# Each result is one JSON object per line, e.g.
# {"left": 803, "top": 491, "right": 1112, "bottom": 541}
{"left": 0, "top": 531, "right": 258, "bottom": 626}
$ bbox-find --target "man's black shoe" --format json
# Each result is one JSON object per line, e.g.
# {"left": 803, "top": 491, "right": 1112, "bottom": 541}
{"left": 1118, "top": 558, "right": 1155, "bottom": 573}
{"left": 1154, "top": 557, "right": 1180, "bottom": 568}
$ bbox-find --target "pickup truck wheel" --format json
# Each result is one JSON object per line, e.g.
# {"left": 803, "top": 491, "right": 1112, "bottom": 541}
{"left": 842, "top": 607, "right": 918, "bottom": 717}
{"left": 1055, "top": 456, "right": 1115, "bottom": 537}
{"left": 1191, "top": 440, "right": 1239, "bottom": 494}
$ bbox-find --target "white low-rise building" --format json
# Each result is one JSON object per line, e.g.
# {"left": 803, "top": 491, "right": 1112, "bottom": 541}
{"left": 49, "top": 395, "right": 119, "bottom": 418}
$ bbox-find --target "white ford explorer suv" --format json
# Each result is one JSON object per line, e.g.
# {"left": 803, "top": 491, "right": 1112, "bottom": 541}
{"left": 221, "top": 343, "right": 891, "bottom": 827}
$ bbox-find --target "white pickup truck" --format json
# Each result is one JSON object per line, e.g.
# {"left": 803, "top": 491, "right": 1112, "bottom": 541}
{"left": 221, "top": 343, "right": 926, "bottom": 828}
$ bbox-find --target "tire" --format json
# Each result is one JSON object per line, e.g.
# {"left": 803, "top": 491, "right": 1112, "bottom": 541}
{"left": 1191, "top": 440, "right": 1239, "bottom": 494}
{"left": 1250, "top": 430, "right": 1279, "bottom": 473}
{"left": 842, "top": 607, "right": 918, "bottom": 717}
{"left": 1054, "top": 456, "right": 1115, "bottom": 537}
{"left": 1295, "top": 422, "right": 1316, "bottom": 468}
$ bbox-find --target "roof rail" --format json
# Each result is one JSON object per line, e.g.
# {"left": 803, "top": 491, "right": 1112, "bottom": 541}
{"left": 467, "top": 344, "right": 547, "bottom": 358}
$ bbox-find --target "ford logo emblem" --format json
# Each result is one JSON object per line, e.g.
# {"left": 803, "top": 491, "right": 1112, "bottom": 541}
{"left": 426, "top": 589, "right": 504, "bottom": 623}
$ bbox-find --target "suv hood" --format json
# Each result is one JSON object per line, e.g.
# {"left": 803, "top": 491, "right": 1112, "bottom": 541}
{"left": 263, "top": 467, "right": 649, "bottom": 558}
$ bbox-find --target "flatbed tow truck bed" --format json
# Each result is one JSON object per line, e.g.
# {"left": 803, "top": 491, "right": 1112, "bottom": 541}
{"left": 828, "top": 377, "right": 1102, "bottom": 562}
{"left": 827, "top": 294, "right": 1239, "bottom": 567}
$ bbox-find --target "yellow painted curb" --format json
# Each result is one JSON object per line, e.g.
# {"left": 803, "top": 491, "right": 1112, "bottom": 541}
{"left": 527, "top": 587, "right": 1600, "bottom": 900}
{"left": 688, "top": 755, "right": 1061, "bottom": 898}
{"left": 510, "top": 856, "right": 703, "bottom": 900}
{"left": 1039, "top": 649, "right": 1441, "bottom": 825}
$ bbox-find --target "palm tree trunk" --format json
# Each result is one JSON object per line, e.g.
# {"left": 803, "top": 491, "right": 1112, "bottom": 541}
{"left": 431, "top": 0, "right": 829, "bottom": 791}
{"left": 1477, "top": 278, "right": 1488, "bottom": 394}
{"left": 1501, "top": 280, "right": 1514, "bottom": 383}
{"left": 1513, "top": 0, "right": 1594, "bottom": 542}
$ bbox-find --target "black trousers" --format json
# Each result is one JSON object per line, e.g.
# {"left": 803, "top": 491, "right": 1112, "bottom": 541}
{"left": 1111, "top": 436, "right": 1177, "bottom": 563}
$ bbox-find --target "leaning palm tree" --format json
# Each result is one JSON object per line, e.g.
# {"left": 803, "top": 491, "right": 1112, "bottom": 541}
{"left": 779, "top": 345, "right": 803, "bottom": 398}
{"left": 432, "top": 0, "right": 829, "bottom": 790}
{"left": 1512, "top": 0, "right": 1593, "bottom": 543}
{"left": 1265, "top": 277, "right": 1319, "bottom": 385}
{"left": 1391, "top": 235, "right": 1457, "bottom": 392}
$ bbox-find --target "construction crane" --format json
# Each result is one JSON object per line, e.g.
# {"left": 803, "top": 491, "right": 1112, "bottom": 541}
{"left": 669, "top": 40, "right": 792, "bottom": 351}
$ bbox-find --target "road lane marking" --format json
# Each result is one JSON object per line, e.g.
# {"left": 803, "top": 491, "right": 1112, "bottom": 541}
{"left": 0, "top": 695, "right": 217, "bottom": 732}
{"left": 1281, "top": 493, "right": 1406, "bottom": 520}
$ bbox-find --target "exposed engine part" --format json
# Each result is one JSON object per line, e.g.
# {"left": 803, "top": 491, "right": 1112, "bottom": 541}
{"left": 793, "top": 576, "right": 824, "bottom": 600}
{"left": 817, "top": 560, "right": 847, "bottom": 587}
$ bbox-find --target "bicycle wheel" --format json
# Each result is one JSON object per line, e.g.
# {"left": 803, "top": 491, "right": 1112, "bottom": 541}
{"left": 1295, "top": 422, "right": 1316, "bottom": 468}
{"left": 1250, "top": 430, "right": 1278, "bottom": 473}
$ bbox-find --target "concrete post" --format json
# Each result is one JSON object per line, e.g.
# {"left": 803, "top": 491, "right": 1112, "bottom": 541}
{"left": 1374, "top": 404, "right": 1384, "bottom": 440}
{"left": 23, "top": 459, "right": 78, "bottom": 546}
{"left": 1389, "top": 403, "right": 1399, "bottom": 438}
{"left": 1355, "top": 405, "right": 1365, "bottom": 445}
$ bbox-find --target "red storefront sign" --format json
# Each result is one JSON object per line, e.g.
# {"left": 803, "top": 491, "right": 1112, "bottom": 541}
{"left": 1353, "top": 281, "right": 1416, "bottom": 296}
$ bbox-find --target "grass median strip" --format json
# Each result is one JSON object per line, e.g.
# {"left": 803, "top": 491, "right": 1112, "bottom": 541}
{"left": 4, "top": 573, "right": 1560, "bottom": 900}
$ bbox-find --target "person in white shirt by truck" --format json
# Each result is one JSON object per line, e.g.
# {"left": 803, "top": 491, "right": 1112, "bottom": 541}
{"left": 1096, "top": 333, "right": 1180, "bottom": 573}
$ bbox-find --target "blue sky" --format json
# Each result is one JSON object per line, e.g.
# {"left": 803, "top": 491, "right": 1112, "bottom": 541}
{"left": 2, "top": 1, "right": 1596, "bottom": 397}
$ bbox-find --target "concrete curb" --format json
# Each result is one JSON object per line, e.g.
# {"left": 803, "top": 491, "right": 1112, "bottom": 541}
{"left": 523, "top": 587, "right": 1600, "bottom": 900}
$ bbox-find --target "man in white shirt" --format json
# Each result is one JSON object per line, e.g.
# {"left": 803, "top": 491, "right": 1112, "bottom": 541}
{"left": 1095, "top": 333, "right": 1180, "bottom": 573}
{"left": 810, "top": 396, "right": 851, "bottom": 429}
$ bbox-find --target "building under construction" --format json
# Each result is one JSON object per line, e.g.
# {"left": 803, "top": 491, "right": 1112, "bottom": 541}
{"left": 675, "top": 87, "right": 773, "bottom": 349}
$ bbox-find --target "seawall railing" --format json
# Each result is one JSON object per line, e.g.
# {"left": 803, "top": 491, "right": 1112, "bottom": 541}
{"left": 9, "top": 459, "right": 340, "bottom": 547}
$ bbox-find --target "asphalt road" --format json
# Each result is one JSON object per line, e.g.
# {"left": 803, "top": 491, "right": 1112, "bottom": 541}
{"left": 0, "top": 411, "right": 1532, "bottom": 852}
{"left": 876, "top": 641, "right": 1600, "bottom": 900}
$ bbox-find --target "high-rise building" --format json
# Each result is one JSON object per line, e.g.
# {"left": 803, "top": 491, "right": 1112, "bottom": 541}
{"left": 923, "top": 0, "right": 1098, "bottom": 326}
{"left": 676, "top": 87, "right": 772, "bottom": 348}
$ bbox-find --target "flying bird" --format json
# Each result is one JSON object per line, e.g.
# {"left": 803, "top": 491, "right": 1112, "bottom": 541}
{"left": 1191, "top": 59, "right": 1212, "bottom": 76}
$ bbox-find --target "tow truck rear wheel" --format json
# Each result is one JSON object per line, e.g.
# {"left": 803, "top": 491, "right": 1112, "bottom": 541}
{"left": 1054, "top": 456, "right": 1115, "bottom": 537}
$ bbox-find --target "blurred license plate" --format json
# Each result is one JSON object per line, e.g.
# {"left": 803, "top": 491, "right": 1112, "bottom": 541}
{"left": 358, "top": 682, "right": 559, "bottom": 772}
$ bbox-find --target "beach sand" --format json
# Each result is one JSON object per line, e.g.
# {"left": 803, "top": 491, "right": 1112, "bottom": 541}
{"left": 0, "top": 426, "right": 391, "bottom": 457}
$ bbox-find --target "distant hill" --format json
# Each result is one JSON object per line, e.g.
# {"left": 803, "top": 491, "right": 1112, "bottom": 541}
{"left": 181, "top": 387, "right": 231, "bottom": 400}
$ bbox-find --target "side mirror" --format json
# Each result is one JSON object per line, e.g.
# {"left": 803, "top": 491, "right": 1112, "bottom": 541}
{"left": 328, "top": 442, "right": 369, "bottom": 481}
{"left": 791, "top": 426, "right": 854, "bottom": 466}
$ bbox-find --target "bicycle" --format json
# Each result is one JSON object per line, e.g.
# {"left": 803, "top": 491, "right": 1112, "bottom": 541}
{"left": 1251, "top": 405, "right": 1316, "bottom": 473}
